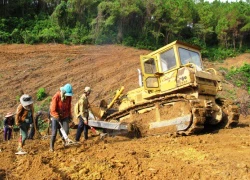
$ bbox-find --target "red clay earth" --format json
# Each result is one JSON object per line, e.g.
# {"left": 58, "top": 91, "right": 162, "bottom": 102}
{"left": 0, "top": 44, "right": 249, "bottom": 180}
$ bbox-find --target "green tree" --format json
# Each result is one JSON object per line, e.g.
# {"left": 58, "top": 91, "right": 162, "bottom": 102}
{"left": 92, "top": 0, "right": 143, "bottom": 44}
{"left": 238, "top": 2, "right": 250, "bottom": 48}
{"left": 215, "top": 2, "right": 250, "bottom": 50}
{"left": 194, "top": 1, "right": 215, "bottom": 46}
{"left": 51, "top": 1, "right": 68, "bottom": 28}
{"left": 142, "top": 0, "right": 196, "bottom": 46}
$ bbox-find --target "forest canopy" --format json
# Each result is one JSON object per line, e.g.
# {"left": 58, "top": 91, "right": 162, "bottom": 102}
{"left": 0, "top": 0, "right": 250, "bottom": 60}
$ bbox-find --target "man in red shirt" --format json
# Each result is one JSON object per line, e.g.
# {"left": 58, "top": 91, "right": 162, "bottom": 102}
{"left": 50, "top": 83, "right": 73, "bottom": 152}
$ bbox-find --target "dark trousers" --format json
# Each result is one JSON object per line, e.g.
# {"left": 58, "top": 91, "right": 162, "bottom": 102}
{"left": 19, "top": 122, "right": 30, "bottom": 146}
{"left": 28, "top": 119, "right": 38, "bottom": 139}
{"left": 50, "top": 117, "right": 69, "bottom": 149}
{"left": 4, "top": 127, "right": 12, "bottom": 141}
{"left": 28, "top": 124, "right": 35, "bottom": 139}
{"left": 75, "top": 116, "right": 88, "bottom": 141}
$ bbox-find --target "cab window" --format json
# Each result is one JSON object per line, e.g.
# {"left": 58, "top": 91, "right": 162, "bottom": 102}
{"left": 179, "top": 48, "right": 202, "bottom": 68}
{"left": 146, "top": 77, "right": 159, "bottom": 88}
{"left": 144, "top": 58, "right": 156, "bottom": 74}
{"left": 160, "top": 48, "right": 176, "bottom": 72}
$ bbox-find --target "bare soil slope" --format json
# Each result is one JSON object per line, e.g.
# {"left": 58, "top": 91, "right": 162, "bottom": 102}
{"left": 0, "top": 44, "right": 249, "bottom": 180}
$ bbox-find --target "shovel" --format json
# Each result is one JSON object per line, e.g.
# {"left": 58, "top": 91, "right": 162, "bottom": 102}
{"left": 58, "top": 121, "right": 79, "bottom": 146}
{"left": 15, "top": 151, "right": 27, "bottom": 155}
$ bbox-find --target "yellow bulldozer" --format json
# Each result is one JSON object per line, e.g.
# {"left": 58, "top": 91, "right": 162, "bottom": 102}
{"left": 88, "top": 40, "right": 239, "bottom": 137}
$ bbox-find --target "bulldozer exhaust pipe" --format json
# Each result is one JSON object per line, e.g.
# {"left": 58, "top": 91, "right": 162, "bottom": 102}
{"left": 138, "top": 69, "right": 143, "bottom": 87}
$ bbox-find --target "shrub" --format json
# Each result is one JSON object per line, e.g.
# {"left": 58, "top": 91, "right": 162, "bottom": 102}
{"left": 34, "top": 96, "right": 51, "bottom": 131}
{"left": 0, "top": 31, "right": 10, "bottom": 43}
{"left": 38, "top": 118, "right": 49, "bottom": 132}
{"left": 36, "top": 88, "right": 47, "bottom": 101}
{"left": 11, "top": 28, "right": 23, "bottom": 43}
{"left": 203, "top": 47, "right": 240, "bottom": 61}
{"left": 16, "top": 95, "right": 20, "bottom": 102}
{"left": 122, "top": 36, "right": 135, "bottom": 47}
{"left": 38, "top": 27, "right": 62, "bottom": 43}
{"left": 69, "top": 23, "right": 92, "bottom": 44}
{"left": 21, "top": 30, "right": 38, "bottom": 44}
{"left": 225, "top": 63, "right": 250, "bottom": 94}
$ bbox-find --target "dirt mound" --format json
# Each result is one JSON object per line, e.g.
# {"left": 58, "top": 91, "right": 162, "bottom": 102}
{"left": 0, "top": 44, "right": 250, "bottom": 179}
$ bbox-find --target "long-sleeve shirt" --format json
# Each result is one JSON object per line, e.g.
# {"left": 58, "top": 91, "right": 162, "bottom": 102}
{"left": 15, "top": 104, "right": 34, "bottom": 125}
{"left": 4, "top": 117, "right": 14, "bottom": 127}
{"left": 50, "top": 91, "right": 72, "bottom": 119}
{"left": 74, "top": 94, "right": 89, "bottom": 119}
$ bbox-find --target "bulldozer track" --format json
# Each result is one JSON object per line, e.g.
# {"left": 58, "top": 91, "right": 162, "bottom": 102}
{"left": 105, "top": 94, "right": 206, "bottom": 136}
{"left": 216, "top": 98, "right": 240, "bottom": 128}
{"left": 104, "top": 94, "right": 239, "bottom": 137}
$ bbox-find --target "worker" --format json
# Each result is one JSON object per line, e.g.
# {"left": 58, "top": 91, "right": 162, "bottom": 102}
{"left": 15, "top": 94, "right": 35, "bottom": 153}
{"left": 74, "top": 86, "right": 91, "bottom": 142}
{"left": 3, "top": 112, "right": 15, "bottom": 141}
{"left": 50, "top": 83, "right": 73, "bottom": 152}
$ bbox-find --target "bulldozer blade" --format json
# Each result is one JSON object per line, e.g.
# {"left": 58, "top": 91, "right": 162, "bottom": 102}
{"left": 88, "top": 120, "right": 128, "bottom": 130}
{"left": 149, "top": 114, "right": 192, "bottom": 131}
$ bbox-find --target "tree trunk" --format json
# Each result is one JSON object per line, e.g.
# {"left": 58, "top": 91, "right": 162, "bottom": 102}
{"left": 233, "top": 36, "right": 236, "bottom": 51}
{"left": 225, "top": 34, "right": 228, "bottom": 49}
{"left": 117, "top": 19, "right": 123, "bottom": 43}
{"left": 165, "top": 31, "right": 170, "bottom": 45}
{"left": 239, "top": 34, "right": 243, "bottom": 49}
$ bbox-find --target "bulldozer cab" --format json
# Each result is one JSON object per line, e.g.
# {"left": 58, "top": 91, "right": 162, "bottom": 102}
{"left": 140, "top": 41, "right": 203, "bottom": 93}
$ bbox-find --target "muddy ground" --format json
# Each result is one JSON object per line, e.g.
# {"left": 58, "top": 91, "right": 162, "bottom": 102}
{"left": 0, "top": 44, "right": 249, "bottom": 180}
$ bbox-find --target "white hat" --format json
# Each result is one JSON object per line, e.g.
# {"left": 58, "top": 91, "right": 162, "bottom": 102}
{"left": 84, "top": 87, "right": 91, "bottom": 93}
{"left": 20, "top": 94, "right": 33, "bottom": 106}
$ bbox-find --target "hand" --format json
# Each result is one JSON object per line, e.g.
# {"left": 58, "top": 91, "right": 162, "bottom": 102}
{"left": 69, "top": 121, "right": 75, "bottom": 129}
{"left": 83, "top": 118, "right": 88, "bottom": 125}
